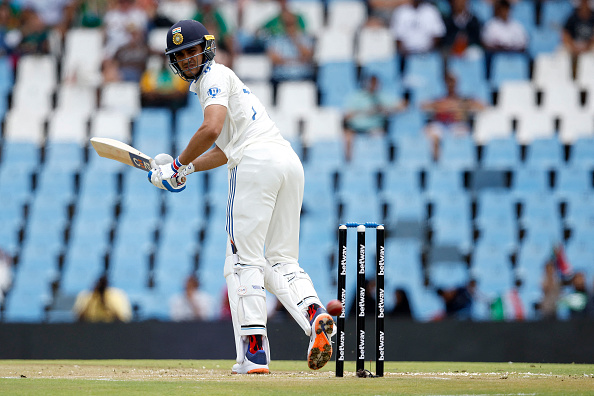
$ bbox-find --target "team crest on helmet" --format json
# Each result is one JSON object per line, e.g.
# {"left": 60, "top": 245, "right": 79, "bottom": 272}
{"left": 172, "top": 33, "right": 183, "bottom": 45}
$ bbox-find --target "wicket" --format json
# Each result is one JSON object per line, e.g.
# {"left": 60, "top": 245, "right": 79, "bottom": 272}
{"left": 336, "top": 222, "right": 385, "bottom": 377}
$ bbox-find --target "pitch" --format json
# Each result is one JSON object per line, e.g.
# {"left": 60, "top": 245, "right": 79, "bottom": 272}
{"left": 0, "top": 360, "right": 593, "bottom": 395}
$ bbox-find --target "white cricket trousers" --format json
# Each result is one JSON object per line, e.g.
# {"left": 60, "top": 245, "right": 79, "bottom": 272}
{"left": 225, "top": 141, "right": 303, "bottom": 266}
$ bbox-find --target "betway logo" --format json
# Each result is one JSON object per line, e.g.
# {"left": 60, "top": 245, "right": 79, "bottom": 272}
{"left": 338, "top": 331, "right": 345, "bottom": 360}
{"left": 358, "top": 330, "right": 365, "bottom": 360}
{"left": 377, "top": 245, "right": 385, "bottom": 275}
{"left": 358, "top": 244, "right": 365, "bottom": 274}
{"left": 340, "top": 247, "right": 347, "bottom": 276}
{"left": 378, "top": 287, "right": 385, "bottom": 318}
{"left": 378, "top": 330, "right": 385, "bottom": 361}
{"left": 339, "top": 288, "right": 346, "bottom": 318}
{"left": 358, "top": 287, "right": 365, "bottom": 316}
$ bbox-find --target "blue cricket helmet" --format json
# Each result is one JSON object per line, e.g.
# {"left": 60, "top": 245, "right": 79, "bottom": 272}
{"left": 166, "top": 20, "right": 216, "bottom": 81}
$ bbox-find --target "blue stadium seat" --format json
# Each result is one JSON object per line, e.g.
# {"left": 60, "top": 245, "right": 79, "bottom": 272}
{"left": 568, "top": 137, "right": 594, "bottom": 168}
{"left": 511, "top": 167, "right": 551, "bottom": 199}
{"left": 476, "top": 190, "right": 516, "bottom": 223}
{"left": 541, "top": 0, "right": 575, "bottom": 30}
{"left": 516, "top": 240, "right": 551, "bottom": 275}
{"left": 133, "top": 108, "right": 173, "bottom": 155}
{"left": 1, "top": 142, "right": 40, "bottom": 168}
{"left": 403, "top": 52, "right": 444, "bottom": 92}
{"left": 490, "top": 53, "right": 530, "bottom": 89}
{"left": 43, "top": 142, "right": 85, "bottom": 171}
{"left": 529, "top": 27, "right": 561, "bottom": 58}
{"left": 408, "top": 286, "right": 444, "bottom": 321}
{"left": 555, "top": 166, "right": 593, "bottom": 198}
{"left": 511, "top": 0, "right": 536, "bottom": 33}
{"left": 339, "top": 193, "right": 383, "bottom": 225}
{"left": 349, "top": 134, "right": 390, "bottom": 170}
{"left": 470, "top": 242, "right": 514, "bottom": 297}
{"left": 176, "top": 106, "right": 205, "bottom": 150}
{"left": 565, "top": 237, "right": 594, "bottom": 274}
{"left": 109, "top": 243, "right": 150, "bottom": 294}
{"left": 425, "top": 167, "right": 465, "bottom": 197}
{"left": 482, "top": 137, "right": 521, "bottom": 169}
{"left": 431, "top": 216, "right": 473, "bottom": 253}
{"left": 3, "top": 291, "right": 48, "bottom": 322}
{"left": 564, "top": 192, "right": 594, "bottom": 229}
{"left": 438, "top": 135, "right": 476, "bottom": 170}
{"left": 317, "top": 61, "right": 358, "bottom": 108}
{"left": 470, "top": 0, "right": 492, "bottom": 23}
{"left": 388, "top": 108, "right": 426, "bottom": 137}
{"left": 383, "top": 191, "right": 426, "bottom": 223}
{"left": 430, "top": 191, "right": 472, "bottom": 223}
{"left": 448, "top": 54, "right": 487, "bottom": 93}
{"left": 524, "top": 137, "right": 564, "bottom": 169}
{"left": 336, "top": 166, "right": 378, "bottom": 196}
{"left": 381, "top": 167, "right": 421, "bottom": 194}
{"left": 394, "top": 135, "right": 433, "bottom": 170}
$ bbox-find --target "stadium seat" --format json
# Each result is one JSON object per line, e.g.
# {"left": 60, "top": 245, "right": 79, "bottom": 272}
{"left": 356, "top": 26, "right": 396, "bottom": 64}
{"left": 383, "top": 191, "right": 427, "bottom": 224}
{"left": 133, "top": 108, "right": 173, "bottom": 155}
{"left": 327, "top": 0, "right": 367, "bottom": 32}
{"left": 438, "top": 135, "right": 476, "bottom": 170}
{"left": 555, "top": 166, "right": 593, "bottom": 198}
{"left": 287, "top": 1, "right": 324, "bottom": 37}
{"left": 473, "top": 109, "right": 513, "bottom": 144}
{"left": 576, "top": 52, "right": 594, "bottom": 93}
{"left": 360, "top": 58, "right": 401, "bottom": 97}
{"left": 61, "top": 28, "right": 103, "bottom": 87}
{"left": 564, "top": 192, "right": 594, "bottom": 229}
{"left": 532, "top": 52, "right": 573, "bottom": 91}
{"left": 89, "top": 109, "right": 132, "bottom": 143}
{"left": 431, "top": 216, "right": 473, "bottom": 253}
{"left": 469, "top": 0, "right": 492, "bottom": 23}
{"left": 528, "top": 27, "right": 562, "bottom": 58}
{"left": 481, "top": 137, "right": 520, "bottom": 169}
{"left": 317, "top": 61, "right": 357, "bottom": 108}
{"left": 55, "top": 84, "right": 97, "bottom": 118}
{"left": 558, "top": 111, "right": 594, "bottom": 144}
{"left": 233, "top": 54, "right": 272, "bottom": 82}
{"left": 314, "top": 29, "right": 355, "bottom": 64}
{"left": 276, "top": 80, "right": 318, "bottom": 117}
{"left": 301, "top": 107, "right": 343, "bottom": 145}
{"left": 489, "top": 53, "right": 530, "bottom": 89}
{"left": 541, "top": 0, "right": 575, "bottom": 30}
{"left": 470, "top": 242, "right": 514, "bottom": 296}
{"left": 496, "top": 80, "right": 536, "bottom": 118}
{"left": 524, "top": 137, "right": 564, "bottom": 169}
{"left": 394, "top": 135, "right": 433, "bottom": 170}
{"left": 430, "top": 191, "right": 472, "bottom": 223}
{"left": 511, "top": 0, "right": 536, "bottom": 34}
{"left": 568, "top": 138, "right": 594, "bottom": 168}
{"left": 388, "top": 108, "right": 426, "bottom": 138}
{"left": 381, "top": 167, "right": 422, "bottom": 194}
{"left": 425, "top": 167, "right": 465, "bottom": 197}
{"left": 515, "top": 110, "right": 556, "bottom": 144}
{"left": 428, "top": 261, "right": 470, "bottom": 289}
{"left": 511, "top": 166, "right": 551, "bottom": 199}
{"left": 100, "top": 82, "right": 141, "bottom": 117}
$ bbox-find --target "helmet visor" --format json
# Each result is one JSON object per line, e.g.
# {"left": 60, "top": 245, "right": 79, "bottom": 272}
{"left": 168, "top": 45, "right": 209, "bottom": 81}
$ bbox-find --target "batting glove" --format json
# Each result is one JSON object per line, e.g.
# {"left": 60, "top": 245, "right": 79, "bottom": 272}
{"left": 148, "top": 156, "right": 194, "bottom": 193}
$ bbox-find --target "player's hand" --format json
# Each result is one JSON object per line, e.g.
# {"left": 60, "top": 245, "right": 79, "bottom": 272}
{"left": 148, "top": 155, "right": 188, "bottom": 193}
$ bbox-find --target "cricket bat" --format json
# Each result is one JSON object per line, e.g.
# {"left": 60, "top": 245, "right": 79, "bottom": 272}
{"left": 90, "top": 137, "right": 154, "bottom": 171}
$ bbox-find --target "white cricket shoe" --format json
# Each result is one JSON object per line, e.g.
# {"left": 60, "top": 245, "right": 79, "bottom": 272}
{"left": 231, "top": 350, "right": 269, "bottom": 374}
{"left": 307, "top": 306, "right": 334, "bottom": 370}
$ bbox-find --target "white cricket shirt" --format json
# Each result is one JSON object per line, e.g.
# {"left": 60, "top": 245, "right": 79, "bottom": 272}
{"left": 189, "top": 61, "right": 289, "bottom": 169}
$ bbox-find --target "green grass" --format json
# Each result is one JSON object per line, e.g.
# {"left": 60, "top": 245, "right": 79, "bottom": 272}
{"left": 0, "top": 360, "right": 593, "bottom": 395}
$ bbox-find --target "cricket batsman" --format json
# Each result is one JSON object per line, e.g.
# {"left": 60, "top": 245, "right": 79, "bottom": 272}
{"left": 147, "top": 20, "right": 335, "bottom": 374}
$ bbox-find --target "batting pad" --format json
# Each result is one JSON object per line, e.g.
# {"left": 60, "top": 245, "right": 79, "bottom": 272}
{"left": 264, "top": 264, "right": 312, "bottom": 336}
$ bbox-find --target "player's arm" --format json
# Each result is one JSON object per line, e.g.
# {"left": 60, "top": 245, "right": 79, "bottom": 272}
{"left": 178, "top": 104, "right": 227, "bottom": 165}
{"left": 191, "top": 145, "right": 227, "bottom": 171}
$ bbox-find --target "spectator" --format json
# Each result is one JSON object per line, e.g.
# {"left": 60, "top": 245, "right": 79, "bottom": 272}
{"left": 561, "top": 271, "right": 589, "bottom": 319}
{"left": 389, "top": 0, "right": 446, "bottom": 56}
{"left": 421, "top": 71, "right": 485, "bottom": 160}
{"left": 102, "top": 0, "right": 148, "bottom": 60}
{"left": 441, "top": 0, "right": 482, "bottom": 57}
{"left": 14, "top": 7, "right": 50, "bottom": 56}
{"left": 0, "top": 249, "right": 12, "bottom": 304}
{"left": 491, "top": 278, "right": 525, "bottom": 321}
{"left": 73, "top": 275, "right": 132, "bottom": 323}
{"left": 193, "top": 0, "right": 235, "bottom": 68}
{"left": 0, "top": 2, "right": 21, "bottom": 57}
{"left": 170, "top": 274, "right": 215, "bottom": 321}
{"left": 265, "top": 11, "right": 315, "bottom": 89}
{"left": 142, "top": 0, "right": 174, "bottom": 30}
{"left": 389, "top": 288, "right": 412, "bottom": 318}
{"left": 349, "top": 278, "right": 377, "bottom": 318}
{"left": 562, "top": 0, "right": 594, "bottom": 77}
{"left": 22, "top": 0, "right": 76, "bottom": 37}
{"left": 73, "top": 0, "right": 108, "bottom": 28}
{"left": 342, "top": 74, "right": 404, "bottom": 162}
{"left": 481, "top": 0, "right": 528, "bottom": 53}
{"left": 436, "top": 279, "right": 476, "bottom": 320}
{"left": 366, "top": 0, "right": 410, "bottom": 28}
{"left": 538, "top": 261, "right": 561, "bottom": 320}
{"left": 140, "top": 54, "right": 189, "bottom": 109}
{"left": 244, "top": 0, "right": 306, "bottom": 53}
{"left": 103, "top": 23, "right": 150, "bottom": 82}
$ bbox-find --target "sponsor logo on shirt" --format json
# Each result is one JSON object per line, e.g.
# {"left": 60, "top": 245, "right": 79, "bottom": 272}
{"left": 208, "top": 87, "right": 221, "bottom": 98}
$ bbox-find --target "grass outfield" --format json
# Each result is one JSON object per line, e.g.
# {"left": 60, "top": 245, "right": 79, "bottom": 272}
{"left": 0, "top": 360, "right": 593, "bottom": 395}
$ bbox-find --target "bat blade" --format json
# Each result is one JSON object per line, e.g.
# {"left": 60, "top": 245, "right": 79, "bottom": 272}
{"left": 90, "top": 137, "right": 153, "bottom": 172}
